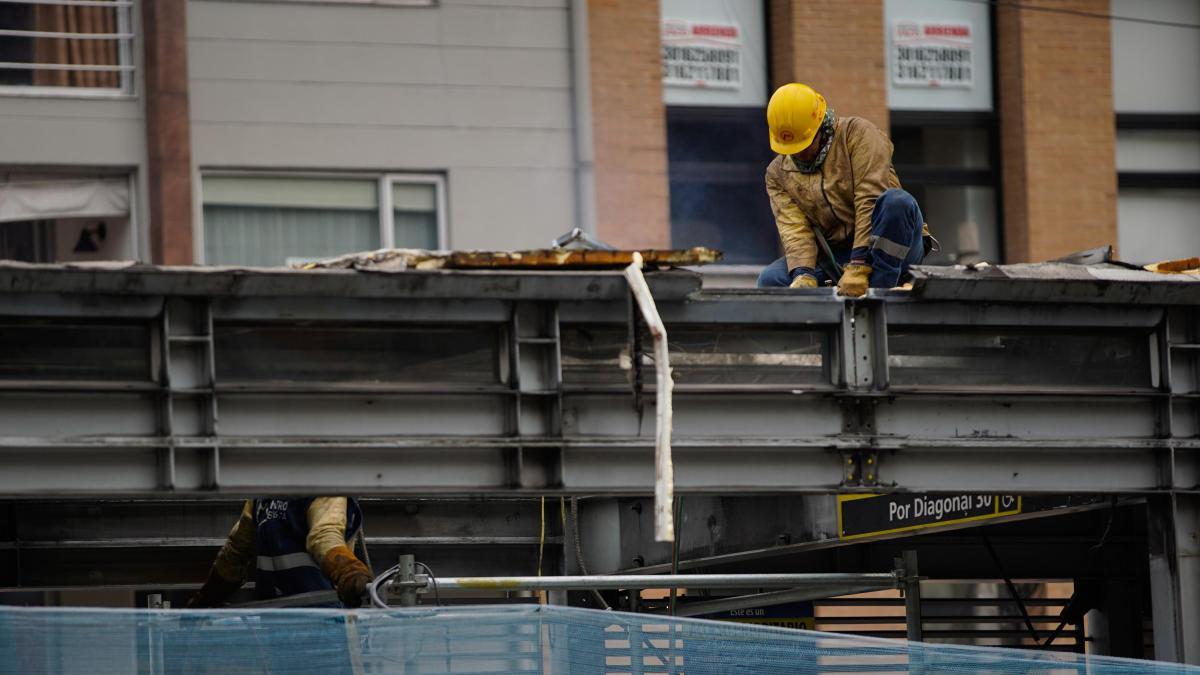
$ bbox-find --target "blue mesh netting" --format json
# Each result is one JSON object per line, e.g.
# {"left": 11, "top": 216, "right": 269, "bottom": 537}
{"left": 1, "top": 603, "right": 1196, "bottom": 674}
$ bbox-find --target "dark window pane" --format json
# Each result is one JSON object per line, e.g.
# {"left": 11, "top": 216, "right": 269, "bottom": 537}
{"left": 0, "top": 221, "right": 54, "bottom": 262}
{"left": 0, "top": 320, "right": 150, "bottom": 381}
{"left": 667, "top": 106, "right": 779, "bottom": 264}
{"left": 215, "top": 324, "right": 500, "bottom": 385}
{"left": 892, "top": 126, "right": 990, "bottom": 169}
{"left": 888, "top": 330, "right": 1153, "bottom": 389}
{"left": 912, "top": 185, "right": 999, "bottom": 265}
{"left": 563, "top": 325, "right": 827, "bottom": 387}
{"left": 892, "top": 118, "right": 1000, "bottom": 265}
{"left": 0, "top": 5, "right": 32, "bottom": 86}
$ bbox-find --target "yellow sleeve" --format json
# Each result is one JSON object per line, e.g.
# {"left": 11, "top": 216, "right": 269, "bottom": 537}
{"left": 306, "top": 496, "right": 349, "bottom": 562}
{"left": 847, "top": 119, "right": 896, "bottom": 252}
{"left": 766, "top": 167, "right": 817, "bottom": 272}
{"left": 212, "top": 500, "right": 255, "bottom": 583}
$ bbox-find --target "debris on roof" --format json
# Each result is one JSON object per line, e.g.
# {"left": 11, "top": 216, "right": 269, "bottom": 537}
{"left": 295, "top": 247, "right": 722, "bottom": 272}
{"left": 1146, "top": 257, "right": 1200, "bottom": 275}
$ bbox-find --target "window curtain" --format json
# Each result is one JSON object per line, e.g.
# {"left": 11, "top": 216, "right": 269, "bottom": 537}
{"left": 204, "top": 206, "right": 380, "bottom": 268}
{"left": 393, "top": 210, "right": 438, "bottom": 250}
{"left": 33, "top": 2, "right": 119, "bottom": 88}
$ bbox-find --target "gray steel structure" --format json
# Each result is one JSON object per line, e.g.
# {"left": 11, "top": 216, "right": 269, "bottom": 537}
{"left": 0, "top": 261, "right": 1198, "bottom": 662}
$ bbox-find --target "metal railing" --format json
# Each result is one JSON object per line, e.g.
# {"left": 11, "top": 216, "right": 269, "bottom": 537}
{"left": 357, "top": 552, "right": 924, "bottom": 639}
{"left": 0, "top": 0, "right": 136, "bottom": 96}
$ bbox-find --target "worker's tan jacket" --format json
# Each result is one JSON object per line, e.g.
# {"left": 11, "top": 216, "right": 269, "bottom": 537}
{"left": 765, "top": 116, "right": 910, "bottom": 272}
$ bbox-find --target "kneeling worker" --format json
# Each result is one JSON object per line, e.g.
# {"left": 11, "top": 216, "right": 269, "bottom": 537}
{"left": 758, "top": 83, "right": 933, "bottom": 295}
{"left": 187, "top": 496, "right": 373, "bottom": 609}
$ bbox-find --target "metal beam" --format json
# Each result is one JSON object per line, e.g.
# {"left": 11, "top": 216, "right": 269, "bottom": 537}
{"left": 0, "top": 264, "right": 1195, "bottom": 498}
{"left": 1148, "top": 494, "right": 1200, "bottom": 664}
{"left": 0, "top": 499, "right": 564, "bottom": 588}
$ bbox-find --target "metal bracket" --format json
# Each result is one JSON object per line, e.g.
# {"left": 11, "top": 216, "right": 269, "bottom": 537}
{"left": 839, "top": 397, "right": 880, "bottom": 487}
{"left": 841, "top": 300, "right": 888, "bottom": 391}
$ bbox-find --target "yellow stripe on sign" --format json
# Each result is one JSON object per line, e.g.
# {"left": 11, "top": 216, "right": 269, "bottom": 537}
{"left": 837, "top": 494, "right": 1022, "bottom": 541}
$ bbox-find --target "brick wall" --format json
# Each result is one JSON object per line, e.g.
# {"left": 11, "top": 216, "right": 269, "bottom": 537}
{"left": 997, "top": 0, "right": 1117, "bottom": 263}
{"left": 588, "top": 0, "right": 670, "bottom": 249}
{"left": 143, "top": 0, "right": 194, "bottom": 265}
{"left": 769, "top": 0, "right": 889, "bottom": 129}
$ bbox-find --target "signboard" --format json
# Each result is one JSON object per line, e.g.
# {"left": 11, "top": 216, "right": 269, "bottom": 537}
{"left": 891, "top": 20, "right": 973, "bottom": 88}
{"left": 838, "top": 494, "right": 1020, "bottom": 540}
{"left": 661, "top": 19, "right": 741, "bottom": 90}
{"left": 698, "top": 601, "right": 814, "bottom": 630}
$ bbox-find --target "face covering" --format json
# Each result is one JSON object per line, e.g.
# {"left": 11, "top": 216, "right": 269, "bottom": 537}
{"left": 793, "top": 108, "right": 836, "bottom": 174}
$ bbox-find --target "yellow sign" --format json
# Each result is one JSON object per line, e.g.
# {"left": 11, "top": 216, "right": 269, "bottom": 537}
{"left": 838, "top": 494, "right": 1021, "bottom": 540}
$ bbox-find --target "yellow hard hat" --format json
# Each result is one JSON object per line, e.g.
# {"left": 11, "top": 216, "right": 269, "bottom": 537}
{"left": 766, "top": 83, "right": 828, "bottom": 155}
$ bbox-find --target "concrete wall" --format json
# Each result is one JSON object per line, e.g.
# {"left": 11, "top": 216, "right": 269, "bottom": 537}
{"left": 186, "top": 0, "right": 577, "bottom": 251}
{"left": 1111, "top": 0, "right": 1200, "bottom": 264}
{"left": 1115, "top": 130, "right": 1200, "bottom": 263}
{"left": 1111, "top": 0, "right": 1200, "bottom": 113}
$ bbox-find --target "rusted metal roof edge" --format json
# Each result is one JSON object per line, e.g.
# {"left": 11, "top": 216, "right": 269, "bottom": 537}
{"left": 0, "top": 262, "right": 703, "bottom": 301}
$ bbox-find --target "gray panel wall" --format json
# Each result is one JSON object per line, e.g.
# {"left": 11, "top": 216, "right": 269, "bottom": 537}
{"left": 187, "top": 0, "right": 577, "bottom": 250}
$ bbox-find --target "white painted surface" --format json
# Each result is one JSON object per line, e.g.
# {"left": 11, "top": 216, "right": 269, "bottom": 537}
{"left": 884, "top": 0, "right": 993, "bottom": 111}
{"left": 660, "top": 0, "right": 768, "bottom": 107}
{"left": 1117, "top": 189, "right": 1200, "bottom": 264}
{"left": 188, "top": 0, "right": 576, "bottom": 251}
{"left": 1111, "top": 0, "right": 1200, "bottom": 113}
{"left": 1116, "top": 130, "right": 1200, "bottom": 172}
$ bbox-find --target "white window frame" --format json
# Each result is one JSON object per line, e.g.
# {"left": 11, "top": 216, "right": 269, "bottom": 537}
{"left": 0, "top": 0, "right": 137, "bottom": 99}
{"left": 378, "top": 173, "right": 447, "bottom": 250}
{"left": 196, "top": 170, "right": 448, "bottom": 265}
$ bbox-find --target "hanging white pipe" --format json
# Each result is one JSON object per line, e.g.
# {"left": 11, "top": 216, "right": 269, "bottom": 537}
{"left": 623, "top": 252, "right": 675, "bottom": 543}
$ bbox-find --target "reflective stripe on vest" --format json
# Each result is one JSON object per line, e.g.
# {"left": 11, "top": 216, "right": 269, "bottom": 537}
{"left": 256, "top": 551, "right": 319, "bottom": 573}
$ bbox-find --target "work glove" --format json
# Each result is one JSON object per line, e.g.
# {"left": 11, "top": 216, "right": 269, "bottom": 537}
{"left": 186, "top": 568, "right": 244, "bottom": 609}
{"left": 320, "top": 544, "right": 373, "bottom": 609}
{"left": 836, "top": 263, "right": 872, "bottom": 297}
{"left": 789, "top": 274, "right": 818, "bottom": 289}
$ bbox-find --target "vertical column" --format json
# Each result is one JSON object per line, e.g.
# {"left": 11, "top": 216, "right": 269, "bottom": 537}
{"left": 1148, "top": 494, "right": 1200, "bottom": 665}
{"left": 769, "top": 0, "right": 889, "bottom": 127}
{"left": 142, "top": 0, "right": 195, "bottom": 265}
{"left": 587, "top": 0, "right": 671, "bottom": 249}
{"left": 996, "top": 0, "right": 1117, "bottom": 263}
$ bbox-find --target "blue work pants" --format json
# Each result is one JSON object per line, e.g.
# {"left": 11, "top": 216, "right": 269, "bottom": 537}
{"left": 757, "top": 188, "right": 926, "bottom": 289}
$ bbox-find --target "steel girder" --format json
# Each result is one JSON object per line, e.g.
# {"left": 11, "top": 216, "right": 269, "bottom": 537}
{"left": 0, "top": 265, "right": 1197, "bottom": 497}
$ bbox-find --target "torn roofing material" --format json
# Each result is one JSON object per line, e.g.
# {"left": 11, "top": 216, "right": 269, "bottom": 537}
{"left": 295, "top": 247, "right": 722, "bottom": 271}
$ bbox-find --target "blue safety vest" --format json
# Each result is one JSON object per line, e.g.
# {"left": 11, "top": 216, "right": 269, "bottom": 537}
{"left": 251, "top": 497, "right": 363, "bottom": 603}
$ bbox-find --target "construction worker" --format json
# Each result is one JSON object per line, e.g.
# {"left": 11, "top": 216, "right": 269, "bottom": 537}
{"left": 758, "top": 83, "right": 933, "bottom": 295}
{"left": 186, "top": 496, "right": 373, "bottom": 609}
